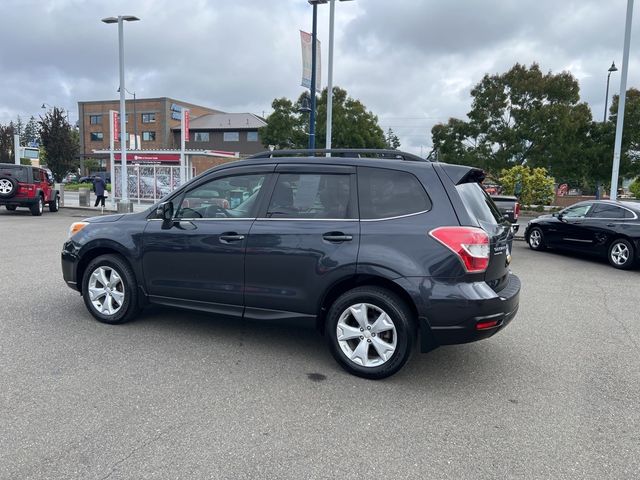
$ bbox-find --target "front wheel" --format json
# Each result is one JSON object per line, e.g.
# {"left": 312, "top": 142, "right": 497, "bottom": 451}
{"left": 326, "top": 286, "right": 415, "bottom": 379}
{"left": 82, "top": 254, "right": 141, "bottom": 324}
{"left": 528, "top": 227, "right": 546, "bottom": 251}
{"left": 608, "top": 239, "right": 635, "bottom": 270}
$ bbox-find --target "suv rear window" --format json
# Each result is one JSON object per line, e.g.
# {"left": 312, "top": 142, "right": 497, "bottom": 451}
{"left": 358, "top": 167, "right": 431, "bottom": 219}
{"left": 456, "top": 182, "right": 503, "bottom": 226}
{"left": 0, "top": 165, "right": 29, "bottom": 183}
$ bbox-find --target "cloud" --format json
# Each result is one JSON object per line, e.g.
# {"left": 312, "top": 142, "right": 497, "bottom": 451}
{"left": 0, "top": 0, "right": 638, "bottom": 154}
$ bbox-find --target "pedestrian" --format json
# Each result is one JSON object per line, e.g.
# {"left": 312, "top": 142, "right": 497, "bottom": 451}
{"left": 93, "top": 176, "right": 106, "bottom": 207}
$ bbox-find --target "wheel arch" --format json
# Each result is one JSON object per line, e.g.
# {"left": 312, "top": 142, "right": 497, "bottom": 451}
{"left": 76, "top": 245, "right": 135, "bottom": 294}
{"left": 316, "top": 274, "right": 419, "bottom": 335}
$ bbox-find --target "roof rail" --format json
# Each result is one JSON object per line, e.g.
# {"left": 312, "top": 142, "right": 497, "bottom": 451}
{"left": 248, "top": 148, "right": 430, "bottom": 162}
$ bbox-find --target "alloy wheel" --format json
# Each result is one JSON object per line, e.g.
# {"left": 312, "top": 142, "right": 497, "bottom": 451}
{"left": 0, "top": 179, "right": 13, "bottom": 194}
{"left": 610, "top": 243, "right": 630, "bottom": 266}
{"left": 336, "top": 302, "right": 397, "bottom": 368}
{"left": 529, "top": 229, "right": 541, "bottom": 248}
{"left": 87, "top": 266, "right": 125, "bottom": 315}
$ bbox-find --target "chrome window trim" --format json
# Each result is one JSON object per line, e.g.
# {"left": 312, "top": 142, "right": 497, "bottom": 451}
{"left": 148, "top": 217, "right": 255, "bottom": 221}
{"left": 255, "top": 217, "right": 357, "bottom": 222}
{"left": 361, "top": 209, "right": 430, "bottom": 222}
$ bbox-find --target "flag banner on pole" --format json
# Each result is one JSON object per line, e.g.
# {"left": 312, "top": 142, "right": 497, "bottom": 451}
{"left": 113, "top": 111, "right": 119, "bottom": 142}
{"left": 300, "top": 30, "right": 321, "bottom": 92}
{"left": 184, "top": 110, "right": 190, "bottom": 142}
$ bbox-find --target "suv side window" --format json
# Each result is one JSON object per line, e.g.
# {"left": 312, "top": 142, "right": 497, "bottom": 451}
{"left": 358, "top": 167, "right": 431, "bottom": 220}
{"left": 32, "top": 168, "right": 41, "bottom": 182}
{"left": 266, "top": 173, "right": 353, "bottom": 219}
{"left": 175, "top": 173, "right": 266, "bottom": 219}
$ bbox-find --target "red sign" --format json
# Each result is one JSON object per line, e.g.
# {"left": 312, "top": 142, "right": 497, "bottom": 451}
{"left": 114, "top": 153, "right": 180, "bottom": 163}
{"left": 113, "top": 112, "right": 120, "bottom": 142}
{"left": 184, "top": 110, "right": 190, "bottom": 142}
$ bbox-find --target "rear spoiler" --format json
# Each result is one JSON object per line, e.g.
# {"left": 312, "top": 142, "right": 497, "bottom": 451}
{"left": 437, "top": 163, "right": 485, "bottom": 185}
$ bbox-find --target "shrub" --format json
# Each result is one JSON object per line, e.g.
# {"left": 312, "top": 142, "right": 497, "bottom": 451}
{"left": 499, "top": 165, "right": 555, "bottom": 206}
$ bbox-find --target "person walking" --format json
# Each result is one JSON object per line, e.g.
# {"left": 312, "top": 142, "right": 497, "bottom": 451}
{"left": 93, "top": 176, "right": 106, "bottom": 207}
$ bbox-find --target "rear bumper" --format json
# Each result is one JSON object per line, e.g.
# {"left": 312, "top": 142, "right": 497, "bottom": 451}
{"left": 400, "top": 273, "right": 521, "bottom": 352}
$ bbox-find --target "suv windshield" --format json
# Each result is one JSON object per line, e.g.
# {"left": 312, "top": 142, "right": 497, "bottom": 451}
{"left": 0, "top": 165, "right": 28, "bottom": 183}
{"left": 456, "top": 182, "right": 503, "bottom": 226}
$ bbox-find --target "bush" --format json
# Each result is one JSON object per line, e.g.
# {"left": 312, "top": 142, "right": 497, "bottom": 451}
{"left": 630, "top": 178, "right": 640, "bottom": 199}
{"left": 499, "top": 165, "right": 555, "bottom": 206}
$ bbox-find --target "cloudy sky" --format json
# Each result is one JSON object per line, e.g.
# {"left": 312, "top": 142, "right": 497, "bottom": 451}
{"left": 0, "top": 0, "right": 639, "bottom": 155}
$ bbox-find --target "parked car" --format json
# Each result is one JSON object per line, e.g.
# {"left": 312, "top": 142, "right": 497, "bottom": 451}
{"left": 0, "top": 163, "right": 60, "bottom": 215}
{"left": 490, "top": 195, "right": 520, "bottom": 224}
{"left": 61, "top": 149, "right": 521, "bottom": 379}
{"left": 524, "top": 200, "right": 640, "bottom": 269}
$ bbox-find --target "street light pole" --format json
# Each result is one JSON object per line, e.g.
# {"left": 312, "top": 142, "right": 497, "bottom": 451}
{"left": 118, "top": 87, "right": 138, "bottom": 149}
{"left": 102, "top": 14, "right": 139, "bottom": 211}
{"left": 603, "top": 62, "right": 618, "bottom": 122}
{"left": 325, "top": 0, "right": 354, "bottom": 153}
{"left": 308, "top": 1, "right": 319, "bottom": 150}
{"left": 610, "top": 0, "right": 634, "bottom": 201}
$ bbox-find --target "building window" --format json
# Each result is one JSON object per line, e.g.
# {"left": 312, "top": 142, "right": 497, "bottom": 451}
{"left": 90, "top": 132, "right": 104, "bottom": 141}
{"left": 142, "top": 113, "right": 156, "bottom": 123}
{"left": 142, "top": 131, "right": 156, "bottom": 141}
{"left": 89, "top": 115, "right": 102, "bottom": 125}
{"left": 223, "top": 132, "right": 239, "bottom": 142}
{"left": 247, "top": 131, "right": 258, "bottom": 142}
{"left": 194, "top": 132, "right": 210, "bottom": 142}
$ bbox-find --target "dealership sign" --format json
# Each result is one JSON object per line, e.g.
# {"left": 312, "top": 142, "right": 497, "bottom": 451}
{"left": 114, "top": 153, "right": 180, "bottom": 163}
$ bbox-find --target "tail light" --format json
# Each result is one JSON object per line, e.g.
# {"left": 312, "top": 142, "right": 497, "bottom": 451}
{"left": 514, "top": 202, "right": 520, "bottom": 220}
{"left": 429, "top": 226, "right": 490, "bottom": 273}
{"left": 18, "top": 183, "right": 36, "bottom": 198}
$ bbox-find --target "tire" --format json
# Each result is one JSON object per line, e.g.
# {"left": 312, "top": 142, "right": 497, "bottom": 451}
{"left": 5, "top": 205, "right": 17, "bottom": 211}
{"left": 528, "top": 227, "right": 546, "bottom": 251}
{"left": 82, "top": 254, "right": 141, "bottom": 324}
{"left": 608, "top": 238, "right": 635, "bottom": 270}
{"left": 0, "top": 176, "right": 18, "bottom": 199}
{"left": 326, "top": 286, "right": 415, "bottom": 379}
{"left": 49, "top": 195, "right": 60, "bottom": 212}
{"left": 30, "top": 196, "right": 43, "bottom": 216}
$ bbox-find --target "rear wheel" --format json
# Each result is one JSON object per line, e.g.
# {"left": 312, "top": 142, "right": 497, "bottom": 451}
{"left": 326, "top": 286, "right": 415, "bottom": 379}
{"left": 0, "top": 176, "right": 18, "bottom": 199}
{"left": 5, "top": 205, "right": 17, "bottom": 211}
{"left": 30, "top": 196, "right": 43, "bottom": 216}
{"left": 82, "top": 254, "right": 141, "bottom": 324}
{"left": 49, "top": 195, "right": 59, "bottom": 212}
{"left": 608, "top": 239, "right": 635, "bottom": 270}
{"left": 528, "top": 227, "right": 546, "bottom": 251}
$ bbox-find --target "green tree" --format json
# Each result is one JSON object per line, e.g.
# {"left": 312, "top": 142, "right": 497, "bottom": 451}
{"left": 260, "top": 87, "right": 386, "bottom": 150}
{"left": 385, "top": 128, "right": 401, "bottom": 149}
{"left": 0, "top": 122, "right": 16, "bottom": 163}
{"left": 23, "top": 116, "right": 41, "bottom": 147}
{"left": 629, "top": 178, "right": 640, "bottom": 198}
{"left": 499, "top": 165, "right": 555, "bottom": 206}
{"left": 39, "top": 107, "right": 79, "bottom": 181}
{"left": 432, "top": 63, "right": 592, "bottom": 179}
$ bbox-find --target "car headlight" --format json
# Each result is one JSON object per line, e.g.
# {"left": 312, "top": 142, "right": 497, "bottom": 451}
{"left": 69, "top": 221, "right": 89, "bottom": 238}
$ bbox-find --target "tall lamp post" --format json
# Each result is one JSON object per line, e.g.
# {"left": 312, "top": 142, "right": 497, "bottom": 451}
{"left": 102, "top": 15, "right": 139, "bottom": 211}
{"left": 603, "top": 61, "right": 618, "bottom": 122}
{"left": 325, "top": 0, "right": 354, "bottom": 152}
{"left": 118, "top": 87, "right": 138, "bottom": 150}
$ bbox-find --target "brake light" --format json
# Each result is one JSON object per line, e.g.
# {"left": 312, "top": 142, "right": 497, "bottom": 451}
{"left": 18, "top": 183, "right": 36, "bottom": 198}
{"left": 429, "top": 226, "right": 490, "bottom": 273}
{"left": 476, "top": 319, "right": 499, "bottom": 330}
{"left": 514, "top": 202, "right": 520, "bottom": 220}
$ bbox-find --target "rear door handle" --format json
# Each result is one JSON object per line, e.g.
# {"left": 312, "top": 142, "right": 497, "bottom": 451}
{"left": 323, "top": 232, "right": 353, "bottom": 242}
{"left": 219, "top": 232, "right": 245, "bottom": 243}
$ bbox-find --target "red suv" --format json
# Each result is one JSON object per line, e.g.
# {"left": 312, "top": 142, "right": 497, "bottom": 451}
{"left": 0, "top": 163, "right": 60, "bottom": 216}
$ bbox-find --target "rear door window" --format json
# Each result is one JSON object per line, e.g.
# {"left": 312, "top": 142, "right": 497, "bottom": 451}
{"left": 32, "top": 168, "right": 41, "bottom": 182}
{"left": 0, "top": 165, "right": 29, "bottom": 182}
{"left": 589, "top": 203, "right": 628, "bottom": 219}
{"left": 358, "top": 167, "right": 431, "bottom": 220}
{"left": 456, "top": 182, "right": 503, "bottom": 225}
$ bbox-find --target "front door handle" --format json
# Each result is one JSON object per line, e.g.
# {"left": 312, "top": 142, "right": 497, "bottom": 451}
{"left": 219, "top": 232, "right": 245, "bottom": 243}
{"left": 323, "top": 232, "right": 353, "bottom": 242}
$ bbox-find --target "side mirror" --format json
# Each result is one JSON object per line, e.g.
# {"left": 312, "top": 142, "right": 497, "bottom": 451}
{"left": 156, "top": 201, "right": 174, "bottom": 223}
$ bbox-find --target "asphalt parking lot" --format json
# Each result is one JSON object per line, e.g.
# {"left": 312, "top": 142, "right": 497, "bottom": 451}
{"left": 1, "top": 209, "right": 639, "bottom": 479}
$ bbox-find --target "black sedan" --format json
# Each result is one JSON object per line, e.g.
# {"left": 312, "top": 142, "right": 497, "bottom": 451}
{"left": 524, "top": 200, "right": 640, "bottom": 269}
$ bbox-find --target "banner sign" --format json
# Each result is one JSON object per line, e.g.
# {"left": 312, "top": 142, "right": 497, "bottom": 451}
{"left": 300, "top": 30, "right": 321, "bottom": 92}
{"left": 113, "top": 111, "right": 120, "bottom": 141}
{"left": 114, "top": 153, "right": 180, "bottom": 163}
{"left": 184, "top": 109, "right": 190, "bottom": 142}
{"left": 170, "top": 103, "right": 183, "bottom": 121}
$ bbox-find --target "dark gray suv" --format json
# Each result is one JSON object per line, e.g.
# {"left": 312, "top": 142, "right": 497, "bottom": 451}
{"left": 61, "top": 149, "right": 520, "bottom": 379}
